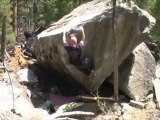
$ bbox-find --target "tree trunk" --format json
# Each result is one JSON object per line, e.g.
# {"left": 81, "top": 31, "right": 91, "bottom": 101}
{"left": 13, "top": 0, "right": 18, "bottom": 35}
{"left": 17, "top": 0, "right": 20, "bottom": 33}
{"left": 112, "top": 0, "right": 119, "bottom": 101}
{"left": 1, "top": 13, "right": 7, "bottom": 61}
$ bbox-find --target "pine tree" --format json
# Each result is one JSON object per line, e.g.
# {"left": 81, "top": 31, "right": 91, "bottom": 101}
{"left": 16, "top": 0, "right": 92, "bottom": 31}
{"left": 13, "top": 0, "right": 18, "bottom": 35}
{"left": 0, "top": 0, "right": 16, "bottom": 45}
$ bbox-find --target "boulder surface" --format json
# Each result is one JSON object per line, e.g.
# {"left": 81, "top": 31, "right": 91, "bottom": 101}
{"left": 36, "top": 0, "right": 156, "bottom": 91}
{"left": 118, "top": 42, "right": 155, "bottom": 101}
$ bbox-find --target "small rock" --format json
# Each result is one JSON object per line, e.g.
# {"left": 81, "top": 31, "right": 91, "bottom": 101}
{"left": 112, "top": 103, "right": 122, "bottom": 116}
{"left": 121, "top": 103, "right": 134, "bottom": 113}
{"left": 17, "top": 68, "right": 38, "bottom": 85}
{"left": 129, "top": 100, "right": 145, "bottom": 109}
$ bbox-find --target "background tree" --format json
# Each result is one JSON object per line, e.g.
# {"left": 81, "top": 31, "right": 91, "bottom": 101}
{"left": 0, "top": 0, "right": 16, "bottom": 46}
{"left": 12, "top": 0, "right": 18, "bottom": 35}
{"left": 1, "top": 12, "right": 7, "bottom": 61}
{"left": 134, "top": 0, "right": 160, "bottom": 41}
{"left": 17, "top": 0, "right": 92, "bottom": 31}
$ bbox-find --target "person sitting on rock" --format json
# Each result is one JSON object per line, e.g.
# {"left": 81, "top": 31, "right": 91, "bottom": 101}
{"left": 63, "top": 26, "right": 85, "bottom": 49}
{"left": 63, "top": 26, "right": 85, "bottom": 65}
{"left": 67, "top": 33, "right": 78, "bottom": 48}
{"left": 63, "top": 26, "right": 94, "bottom": 75}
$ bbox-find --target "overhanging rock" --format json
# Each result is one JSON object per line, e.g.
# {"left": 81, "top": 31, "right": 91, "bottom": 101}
{"left": 36, "top": 0, "right": 156, "bottom": 92}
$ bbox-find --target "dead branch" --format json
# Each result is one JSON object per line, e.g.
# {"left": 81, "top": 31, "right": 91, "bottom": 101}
{"left": 77, "top": 95, "right": 115, "bottom": 102}
{"left": 56, "top": 111, "right": 94, "bottom": 118}
{"left": 55, "top": 117, "right": 79, "bottom": 120}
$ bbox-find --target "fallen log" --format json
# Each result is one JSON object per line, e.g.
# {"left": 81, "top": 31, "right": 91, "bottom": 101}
{"left": 35, "top": 0, "right": 155, "bottom": 92}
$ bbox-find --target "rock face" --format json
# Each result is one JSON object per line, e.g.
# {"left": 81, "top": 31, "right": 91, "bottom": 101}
{"left": 118, "top": 43, "right": 155, "bottom": 101}
{"left": 36, "top": 0, "right": 156, "bottom": 91}
{"left": 156, "top": 60, "right": 160, "bottom": 78}
{"left": 17, "top": 68, "right": 38, "bottom": 85}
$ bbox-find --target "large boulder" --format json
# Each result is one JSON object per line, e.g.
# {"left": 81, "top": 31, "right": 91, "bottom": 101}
{"left": 36, "top": 0, "right": 155, "bottom": 91}
{"left": 118, "top": 42, "right": 156, "bottom": 101}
